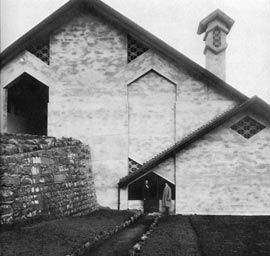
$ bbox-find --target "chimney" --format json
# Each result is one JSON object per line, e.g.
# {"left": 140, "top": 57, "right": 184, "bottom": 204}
{"left": 197, "top": 9, "right": 234, "bottom": 81}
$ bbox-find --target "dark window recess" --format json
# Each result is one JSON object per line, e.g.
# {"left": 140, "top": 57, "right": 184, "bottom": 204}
{"left": 7, "top": 97, "right": 19, "bottom": 115}
{"left": 231, "top": 116, "right": 265, "bottom": 139}
{"left": 7, "top": 99, "right": 11, "bottom": 113}
{"left": 128, "top": 158, "right": 142, "bottom": 174}
{"left": 7, "top": 73, "right": 49, "bottom": 135}
{"left": 127, "top": 35, "right": 149, "bottom": 63}
{"left": 26, "top": 38, "right": 50, "bottom": 65}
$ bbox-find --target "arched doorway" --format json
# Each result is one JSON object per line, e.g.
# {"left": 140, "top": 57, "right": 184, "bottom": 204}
{"left": 128, "top": 172, "right": 175, "bottom": 213}
{"left": 6, "top": 73, "right": 49, "bottom": 135}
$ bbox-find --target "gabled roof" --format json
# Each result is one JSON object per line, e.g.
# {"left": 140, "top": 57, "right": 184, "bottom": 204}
{"left": 0, "top": 0, "right": 248, "bottom": 102}
{"left": 118, "top": 96, "right": 270, "bottom": 188}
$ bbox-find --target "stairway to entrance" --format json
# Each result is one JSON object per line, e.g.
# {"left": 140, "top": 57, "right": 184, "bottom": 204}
{"left": 83, "top": 215, "right": 154, "bottom": 256}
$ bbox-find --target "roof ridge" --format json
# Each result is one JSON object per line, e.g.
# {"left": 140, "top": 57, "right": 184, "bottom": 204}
{"left": 0, "top": 0, "right": 248, "bottom": 103}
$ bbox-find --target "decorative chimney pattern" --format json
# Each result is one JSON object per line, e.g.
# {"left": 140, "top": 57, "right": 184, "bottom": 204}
{"left": 197, "top": 9, "right": 234, "bottom": 81}
{"left": 213, "top": 28, "right": 221, "bottom": 47}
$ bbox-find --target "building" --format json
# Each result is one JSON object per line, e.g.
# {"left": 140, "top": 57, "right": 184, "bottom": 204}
{"left": 1, "top": 0, "right": 269, "bottom": 214}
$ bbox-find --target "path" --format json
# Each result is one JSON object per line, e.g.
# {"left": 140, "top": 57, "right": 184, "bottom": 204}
{"left": 83, "top": 215, "right": 154, "bottom": 256}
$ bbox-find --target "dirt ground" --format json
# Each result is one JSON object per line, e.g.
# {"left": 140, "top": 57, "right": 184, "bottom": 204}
{"left": 83, "top": 215, "right": 153, "bottom": 256}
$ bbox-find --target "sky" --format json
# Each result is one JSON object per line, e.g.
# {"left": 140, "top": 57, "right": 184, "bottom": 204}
{"left": 1, "top": 0, "right": 270, "bottom": 103}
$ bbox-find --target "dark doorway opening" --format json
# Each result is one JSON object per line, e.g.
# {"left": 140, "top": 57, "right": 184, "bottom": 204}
{"left": 128, "top": 172, "right": 175, "bottom": 212}
{"left": 6, "top": 73, "right": 49, "bottom": 135}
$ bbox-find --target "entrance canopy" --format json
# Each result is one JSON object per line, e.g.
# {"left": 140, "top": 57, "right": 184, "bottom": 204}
{"left": 128, "top": 172, "right": 175, "bottom": 213}
{"left": 119, "top": 97, "right": 270, "bottom": 189}
{"left": 128, "top": 172, "right": 175, "bottom": 201}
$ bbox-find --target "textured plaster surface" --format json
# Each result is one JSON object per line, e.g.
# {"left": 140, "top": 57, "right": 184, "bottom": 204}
{"left": 205, "top": 50, "right": 226, "bottom": 80}
{"left": 49, "top": 11, "right": 127, "bottom": 208}
{"left": 176, "top": 76, "right": 237, "bottom": 140}
{"left": 153, "top": 157, "right": 175, "bottom": 184}
{"left": 176, "top": 111, "right": 270, "bottom": 214}
{"left": 126, "top": 47, "right": 237, "bottom": 159}
{"left": 128, "top": 70, "right": 176, "bottom": 163}
{"left": 1, "top": 8, "right": 241, "bottom": 211}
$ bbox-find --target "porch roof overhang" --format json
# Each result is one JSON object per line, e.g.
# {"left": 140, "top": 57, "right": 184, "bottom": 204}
{"left": 118, "top": 96, "right": 270, "bottom": 188}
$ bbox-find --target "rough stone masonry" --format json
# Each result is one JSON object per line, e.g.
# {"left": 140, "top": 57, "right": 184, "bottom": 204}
{"left": 0, "top": 133, "right": 98, "bottom": 225}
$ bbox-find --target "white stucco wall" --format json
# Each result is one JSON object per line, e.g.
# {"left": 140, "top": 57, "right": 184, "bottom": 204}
{"left": 128, "top": 70, "right": 176, "bottom": 163}
{"left": 1, "top": 7, "right": 241, "bottom": 210}
{"left": 49, "top": 11, "right": 128, "bottom": 208}
{"left": 153, "top": 157, "right": 175, "bottom": 184}
{"left": 176, "top": 110, "right": 270, "bottom": 215}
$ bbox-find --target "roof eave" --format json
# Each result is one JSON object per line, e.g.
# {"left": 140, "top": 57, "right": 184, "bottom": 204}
{"left": 0, "top": 0, "right": 248, "bottom": 102}
{"left": 119, "top": 96, "right": 270, "bottom": 188}
{"left": 0, "top": 0, "right": 83, "bottom": 68}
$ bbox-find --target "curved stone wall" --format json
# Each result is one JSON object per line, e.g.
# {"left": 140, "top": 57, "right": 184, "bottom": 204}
{"left": 0, "top": 133, "right": 98, "bottom": 225}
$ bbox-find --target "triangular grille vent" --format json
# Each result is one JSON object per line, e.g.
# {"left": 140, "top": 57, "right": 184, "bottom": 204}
{"left": 26, "top": 38, "right": 50, "bottom": 65}
{"left": 127, "top": 35, "right": 149, "bottom": 63}
{"left": 128, "top": 158, "right": 142, "bottom": 174}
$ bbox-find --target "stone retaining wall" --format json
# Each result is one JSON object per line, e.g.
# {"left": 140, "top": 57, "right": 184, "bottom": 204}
{"left": 0, "top": 133, "right": 98, "bottom": 225}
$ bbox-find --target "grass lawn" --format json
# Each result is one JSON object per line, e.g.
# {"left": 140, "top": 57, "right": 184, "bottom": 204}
{"left": 141, "top": 215, "right": 200, "bottom": 256}
{"left": 140, "top": 215, "right": 270, "bottom": 256}
{"left": 190, "top": 215, "right": 270, "bottom": 256}
{"left": 0, "top": 209, "right": 134, "bottom": 256}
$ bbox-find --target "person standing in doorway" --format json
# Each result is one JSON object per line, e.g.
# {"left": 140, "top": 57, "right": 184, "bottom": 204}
{"left": 162, "top": 183, "right": 172, "bottom": 216}
{"left": 143, "top": 179, "right": 151, "bottom": 214}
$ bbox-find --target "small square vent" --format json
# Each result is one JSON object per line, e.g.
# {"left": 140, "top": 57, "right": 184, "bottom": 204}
{"left": 231, "top": 116, "right": 265, "bottom": 139}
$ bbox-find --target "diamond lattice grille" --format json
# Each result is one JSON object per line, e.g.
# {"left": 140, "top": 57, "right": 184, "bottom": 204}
{"left": 128, "top": 158, "right": 142, "bottom": 174}
{"left": 26, "top": 38, "right": 50, "bottom": 65}
{"left": 213, "top": 28, "right": 221, "bottom": 47}
{"left": 231, "top": 116, "right": 265, "bottom": 139}
{"left": 127, "top": 35, "right": 149, "bottom": 63}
